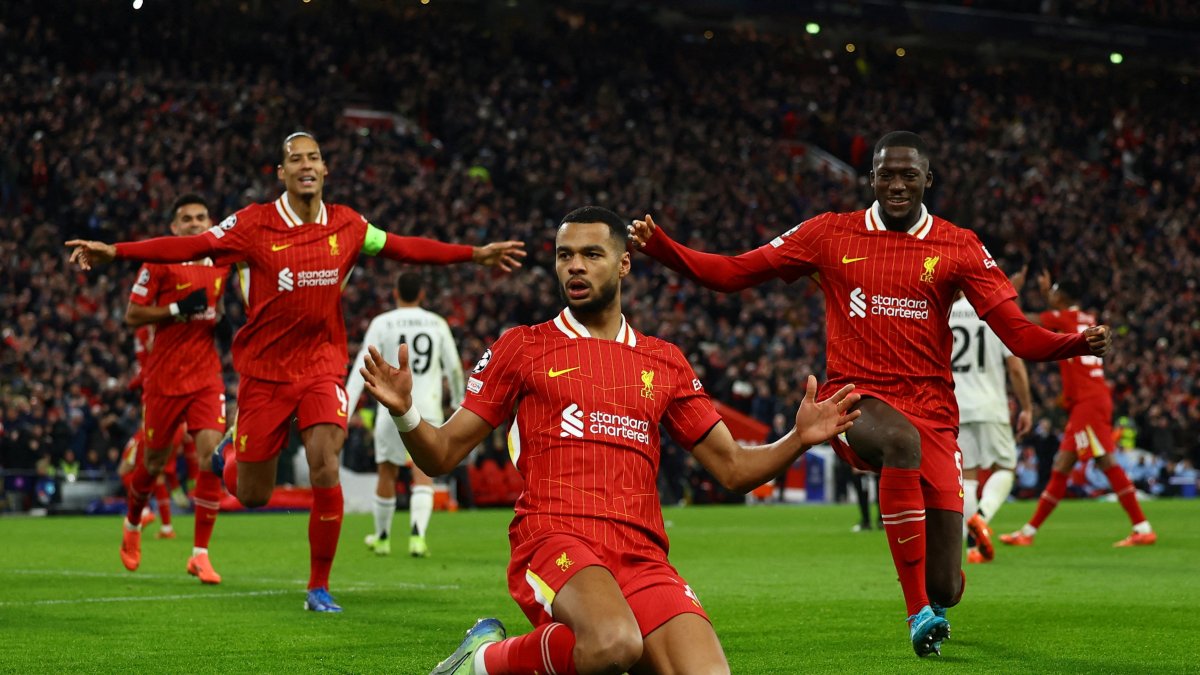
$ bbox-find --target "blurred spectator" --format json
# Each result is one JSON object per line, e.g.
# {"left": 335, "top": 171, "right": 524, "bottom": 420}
{"left": 0, "top": 1, "right": 1195, "bottom": 510}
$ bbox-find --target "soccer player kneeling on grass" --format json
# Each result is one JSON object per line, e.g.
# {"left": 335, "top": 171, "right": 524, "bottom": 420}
{"left": 359, "top": 207, "right": 860, "bottom": 675}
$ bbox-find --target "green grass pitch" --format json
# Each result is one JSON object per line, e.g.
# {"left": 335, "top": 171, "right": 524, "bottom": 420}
{"left": 1, "top": 499, "right": 1196, "bottom": 673}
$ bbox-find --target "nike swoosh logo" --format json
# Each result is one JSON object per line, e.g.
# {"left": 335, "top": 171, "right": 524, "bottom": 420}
{"left": 175, "top": 283, "right": 192, "bottom": 290}
{"left": 319, "top": 515, "right": 341, "bottom": 522}
{"left": 548, "top": 367, "right": 580, "bottom": 378}
{"left": 271, "top": 243, "right": 293, "bottom": 252}
{"left": 841, "top": 255, "right": 868, "bottom": 264}
{"left": 897, "top": 534, "right": 921, "bottom": 544}
{"left": 336, "top": 410, "right": 347, "bottom": 417}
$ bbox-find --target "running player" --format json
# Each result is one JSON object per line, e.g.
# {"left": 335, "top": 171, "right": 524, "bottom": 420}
{"left": 948, "top": 294, "right": 1033, "bottom": 563}
{"left": 118, "top": 426, "right": 181, "bottom": 537}
{"left": 345, "top": 271, "right": 465, "bottom": 558}
{"left": 121, "top": 194, "right": 228, "bottom": 583}
{"left": 628, "top": 131, "right": 1112, "bottom": 656}
{"left": 999, "top": 271, "right": 1155, "bottom": 547}
{"left": 67, "top": 131, "right": 525, "bottom": 612}
{"left": 360, "top": 207, "right": 860, "bottom": 674}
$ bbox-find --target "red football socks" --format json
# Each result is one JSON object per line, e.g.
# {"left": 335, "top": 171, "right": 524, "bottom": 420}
{"left": 880, "top": 467, "right": 928, "bottom": 617}
{"left": 307, "top": 485, "right": 343, "bottom": 591}
{"left": 193, "top": 471, "right": 221, "bottom": 549}
{"left": 154, "top": 482, "right": 172, "bottom": 525}
{"left": 1028, "top": 470, "right": 1068, "bottom": 529}
{"left": 1103, "top": 465, "right": 1147, "bottom": 525}
{"left": 125, "top": 462, "right": 156, "bottom": 526}
{"left": 483, "top": 622, "right": 577, "bottom": 675}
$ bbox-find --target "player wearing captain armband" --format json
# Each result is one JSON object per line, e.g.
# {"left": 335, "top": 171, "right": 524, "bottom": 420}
{"left": 67, "top": 131, "right": 525, "bottom": 613}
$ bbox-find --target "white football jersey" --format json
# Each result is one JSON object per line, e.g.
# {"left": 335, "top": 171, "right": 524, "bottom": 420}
{"left": 948, "top": 297, "right": 1012, "bottom": 424}
{"left": 346, "top": 306, "right": 466, "bottom": 444}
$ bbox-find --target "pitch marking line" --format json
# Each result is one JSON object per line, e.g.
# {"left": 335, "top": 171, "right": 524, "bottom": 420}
{"left": 0, "top": 590, "right": 291, "bottom": 607}
{"left": 4, "top": 568, "right": 460, "bottom": 595}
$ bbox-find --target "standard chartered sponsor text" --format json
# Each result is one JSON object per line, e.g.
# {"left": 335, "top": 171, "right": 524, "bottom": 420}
{"left": 871, "top": 294, "right": 929, "bottom": 319}
{"left": 588, "top": 411, "right": 650, "bottom": 444}
{"left": 297, "top": 269, "right": 341, "bottom": 287}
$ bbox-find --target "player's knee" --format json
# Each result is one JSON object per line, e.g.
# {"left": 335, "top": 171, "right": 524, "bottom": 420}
{"left": 237, "top": 486, "right": 271, "bottom": 509}
{"left": 574, "top": 624, "right": 642, "bottom": 674}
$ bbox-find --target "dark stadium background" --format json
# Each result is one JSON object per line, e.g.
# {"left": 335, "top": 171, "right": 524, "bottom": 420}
{"left": 1, "top": 0, "right": 1197, "bottom": 513}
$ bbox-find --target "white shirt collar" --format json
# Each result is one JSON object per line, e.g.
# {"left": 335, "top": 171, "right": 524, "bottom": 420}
{"left": 864, "top": 201, "right": 934, "bottom": 239}
{"left": 274, "top": 193, "right": 328, "bottom": 227}
{"left": 552, "top": 308, "right": 637, "bottom": 347}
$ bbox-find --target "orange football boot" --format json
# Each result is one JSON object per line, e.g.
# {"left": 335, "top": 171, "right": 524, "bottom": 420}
{"left": 187, "top": 552, "right": 222, "bottom": 584}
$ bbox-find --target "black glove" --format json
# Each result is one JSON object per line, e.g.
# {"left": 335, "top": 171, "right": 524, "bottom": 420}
{"left": 172, "top": 289, "right": 208, "bottom": 317}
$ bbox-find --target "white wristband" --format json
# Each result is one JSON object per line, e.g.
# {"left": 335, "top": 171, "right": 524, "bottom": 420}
{"left": 392, "top": 406, "right": 422, "bottom": 433}
{"left": 168, "top": 302, "right": 181, "bottom": 317}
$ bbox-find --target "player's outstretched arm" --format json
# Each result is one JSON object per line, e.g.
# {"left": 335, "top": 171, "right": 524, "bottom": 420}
{"left": 691, "top": 376, "right": 860, "bottom": 493}
{"left": 984, "top": 299, "right": 1109, "bottom": 360}
{"left": 65, "top": 240, "right": 117, "bottom": 271}
{"left": 66, "top": 234, "right": 221, "bottom": 270}
{"left": 360, "top": 345, "right": 492, "bottom": 475}
{"left": 369, "top": 227, "right": 526, "bottom": 272}
{"left": 627, "top": 214, "right": 779, "bottom": 293}
{"left": 472, "top": 240, "right": 526, "bottom": 272}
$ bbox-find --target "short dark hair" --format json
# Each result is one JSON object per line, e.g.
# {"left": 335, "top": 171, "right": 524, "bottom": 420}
{"left": 560, "top": 206, "right": 628, "bottom": 248}
{"left": 396, "top": 272, "right": 423, "bottom": 303}
{"left": 874, "top": 130, "right": 930, "bottom": 159}
{"left": 170, "top": 193, "right": 208, "bottom": 220}
{"left": 281, "top": 131, "right": 318, "bottom": 162}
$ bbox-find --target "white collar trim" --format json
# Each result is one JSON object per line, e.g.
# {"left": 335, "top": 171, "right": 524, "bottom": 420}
{"left": 865, "top": 201, "right": 933, "bottom": 239}
{"left": 552, "top": 308, "right": 636, "bottom": 346}
{"left": 274, "top": 194, "right": 327, "bottom": 228}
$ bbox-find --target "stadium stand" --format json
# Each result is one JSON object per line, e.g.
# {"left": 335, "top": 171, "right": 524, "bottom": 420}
{"left": 1, "top": 0, "right": 1196, "bottom": 511}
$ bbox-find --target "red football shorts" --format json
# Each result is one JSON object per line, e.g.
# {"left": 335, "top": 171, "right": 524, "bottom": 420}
{"left": 1060, "top": 397, "right": 1114, "bottom": 460}
{"left": 830, "top": 405, "right": 964, "bottom": 513}
{"left": 141, "top": 379, "right": 226, "bottom": 451}
{"left": 509, "top": 531, "right": 709, "bottom": 637}
{"left": 233, "top": 374, "right": 350, "bottom": 463}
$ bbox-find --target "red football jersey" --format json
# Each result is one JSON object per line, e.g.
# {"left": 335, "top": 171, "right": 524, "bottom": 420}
{"left": 759, "top": 202, "right": 1016, "bottom": 428}
{"left": 199, "top": 195, "right": 370, "bottom": 382}
{"left": 461, "top": 309, "right": 722, "bottom": 558}
{"left": 1039, "top": 308, "right": 1111, "bottom": 408}
{"left": 129, "top": 261, "right": 228, "bottom": 396}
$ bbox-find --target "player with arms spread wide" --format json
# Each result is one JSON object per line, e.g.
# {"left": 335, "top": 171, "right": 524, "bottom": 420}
{"left": 66, "top": 132, "right": 525, "bottom": 613}
{"left": 120, "top": 193, "right": 229, "bottom": 583}
{"left": 999, "top": 271, "right": 1155, "bottom": 548}
{"left": 628, "top": 131, "right": 1112, "bottom": 656}
{"left": 360, "top": 207, "right": 860, "bottom": 675}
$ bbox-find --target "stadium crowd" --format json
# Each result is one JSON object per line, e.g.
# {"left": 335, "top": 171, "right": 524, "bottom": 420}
{"left": 1, "top": 1, "right": 1197, "bottom": 510}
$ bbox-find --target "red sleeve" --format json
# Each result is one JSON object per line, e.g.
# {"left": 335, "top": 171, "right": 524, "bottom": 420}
{"left": 983, "top": 299, "right": 1090, "bottom": 361}
{"left": 640, "top": 223, "right": 780, "bottom": 292}
{"left": 114, "top": 234, "right": 220, "bottom": 263}
{"left": 380, "top": 233, "right": 473, "bottom": 265}
{"left": 954, "top": 230, "right": 1017, "bottom": 317}
{"left": 1039, "top": 310, "right": 1066, "bottom": 331}
{"left": 128, "top": 265, "right": 158, "bottom": 306}
{"left": 458, "top": 327, "right": 529, "bottom": 429}
{"left": 661, "top": 346, "right": 723, "bottom": 450}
